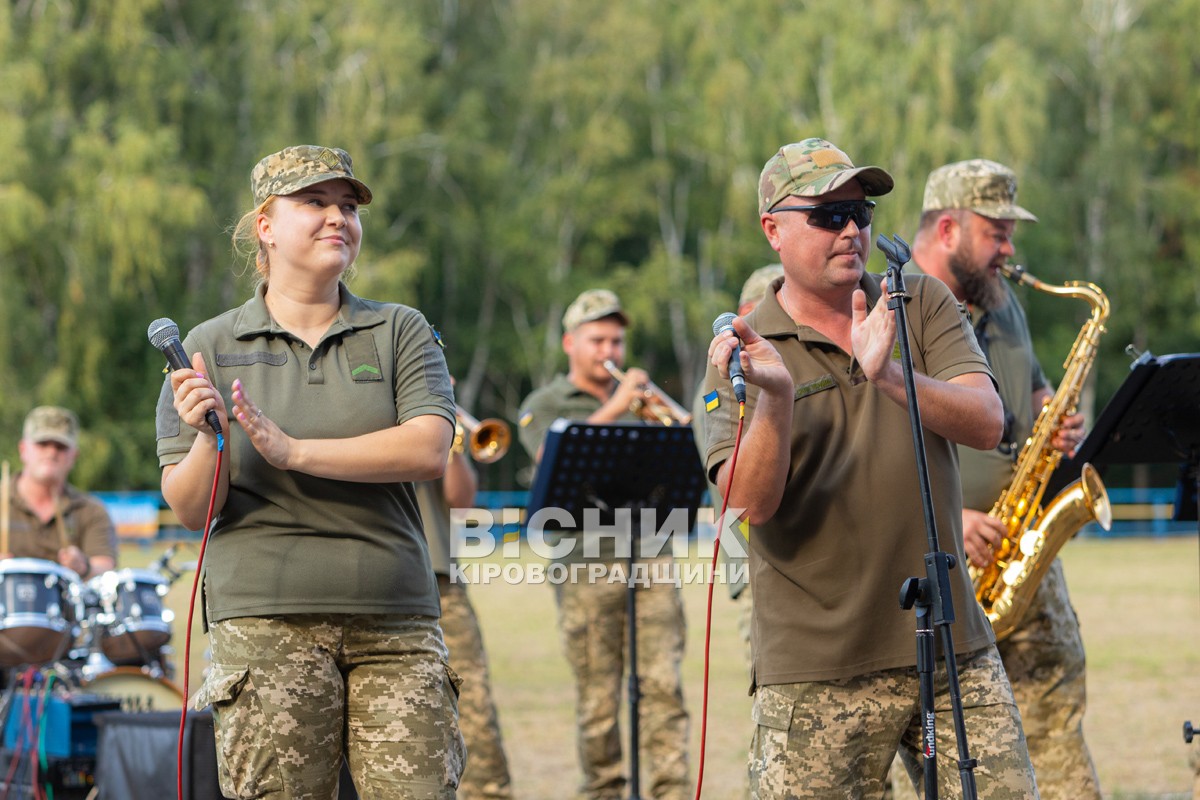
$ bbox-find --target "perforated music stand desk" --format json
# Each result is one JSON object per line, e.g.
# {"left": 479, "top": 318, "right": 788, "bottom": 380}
{"left": 1047, "top": 352, "right": 1200, "bottom": 504}
{"left": 526, "top": 420, "right": 706, "bottom": 529}
{"left": 525, "top": 420, "right": 705, "bottom": 800}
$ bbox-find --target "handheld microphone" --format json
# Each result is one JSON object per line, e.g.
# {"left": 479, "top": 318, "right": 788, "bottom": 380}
{"left": 712, "top": 312, "right": 747, "bottom": 403}
{"left": 147, "top": 317, "right": 223, "bottom": 436}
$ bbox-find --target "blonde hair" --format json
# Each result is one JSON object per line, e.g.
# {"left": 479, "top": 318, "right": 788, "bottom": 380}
{"left": 232, "top": 195, "right": 277, "bottom": 287}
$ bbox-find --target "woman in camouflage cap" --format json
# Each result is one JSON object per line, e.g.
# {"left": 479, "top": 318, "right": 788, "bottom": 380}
{"left": 156, "top": 145, "right": 464, "bottom": 798}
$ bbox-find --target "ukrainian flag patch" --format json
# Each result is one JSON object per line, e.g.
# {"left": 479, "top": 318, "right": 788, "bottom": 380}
{"left": 703, "top": 390, "right": 720, "bottom": 412}
{"left": 518, "top": 411, "right": 533, "bottom": 428}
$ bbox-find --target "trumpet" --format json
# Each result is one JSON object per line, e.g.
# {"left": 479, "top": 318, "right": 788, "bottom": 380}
{"left": 453, "top": 406, "right": 512, "bottom": 463}
{"left": 603, "top": 360, "right": 693, "bottom": 426}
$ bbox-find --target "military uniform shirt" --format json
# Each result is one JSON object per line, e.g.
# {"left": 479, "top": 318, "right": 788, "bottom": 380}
{"left": 416, "top": 479, "right": 453, "bottom": 576}
{"left": 517, "top": 374, "right": 641, "bottom": 564}
{"left": 1, "top": 476, "right": 117, "bottom": 568}
{"left": 908, "top": 263, "right": 1048, "bottom": 510}
{"left": 156, "top": 282, "right": 455, "bottom": 623}
{"left": 702, "top": 274, "right": 996, "bottom": 684}
{"left": 959, "top": 283, "right": 1048, "bottom": 510}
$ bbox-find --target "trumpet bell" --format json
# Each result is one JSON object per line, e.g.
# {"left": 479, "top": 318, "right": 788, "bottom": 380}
{"left": 468, "top": 418, "right": 511, "bottom": 463}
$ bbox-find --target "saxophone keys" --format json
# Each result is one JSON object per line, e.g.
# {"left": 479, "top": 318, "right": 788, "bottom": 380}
{"left": 1001, "top": 560, "right": 1026, "bottom": 586}
{"left": 1018, "top": 530, "right": 1044, "bottom": 557}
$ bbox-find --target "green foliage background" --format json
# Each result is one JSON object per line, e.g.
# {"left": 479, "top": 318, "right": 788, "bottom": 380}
{"left": 0, "top": 0, "right": 1195, "bottom": 492}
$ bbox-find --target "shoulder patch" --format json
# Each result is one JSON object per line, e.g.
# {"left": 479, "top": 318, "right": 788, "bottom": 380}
{"left": 430, "top": 323, "right": 445, "bottom": 350}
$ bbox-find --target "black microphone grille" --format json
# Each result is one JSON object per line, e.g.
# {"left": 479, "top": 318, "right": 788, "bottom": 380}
{"left": 147, "top": 318, "right": 181, "bottom": 350}
{"left": 712, "top": 312, "right": 738, "bottom": 336}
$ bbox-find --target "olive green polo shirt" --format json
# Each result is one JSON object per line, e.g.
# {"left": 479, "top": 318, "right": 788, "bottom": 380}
{"left": 2, "top": 476, "right": 117, "bottom": 569}
{"left": 959, "top": 284, "right": 1047, "bottom": 510}
{"left": 156, "top": 282, "right": 455, "bottom": 623}
{"left": 517, "top": 375, "right": 613, "bottom": 459}
{"left": 908, "top": 263, "right": 1048, "bottom": 510}
{"left": 416, "top": 479, "right": 452, "bottom": 575}
{"left": 702, "top": 273, "right": 996, "bottom": 684}
{"left": 516, "top": 374, "right": 643, "bottom": 564}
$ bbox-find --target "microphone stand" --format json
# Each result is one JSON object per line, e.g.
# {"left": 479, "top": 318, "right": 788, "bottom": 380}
{"left": 876, "top": 234, "right": 979, "bottom": 800}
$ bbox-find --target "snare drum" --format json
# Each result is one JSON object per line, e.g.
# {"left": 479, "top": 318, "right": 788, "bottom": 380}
{"left": 0, "top": 558, "right": 83, "bottom": 667}
{"left": 83, "top": 666, "right": 184, "bottom": 712}
{"left": 89, "top": 569, "right": 173, "bottom": 665}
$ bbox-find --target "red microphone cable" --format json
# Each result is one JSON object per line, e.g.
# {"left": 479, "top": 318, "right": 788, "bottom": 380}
{"left": 176, "top": 438, "right": 224, "bottom": 800}
{"left": 694, "top": 400, "right": 747, "bottom": 799}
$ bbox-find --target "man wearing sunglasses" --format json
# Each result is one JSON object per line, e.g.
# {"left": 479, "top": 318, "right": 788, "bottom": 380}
{"left": 895, "top": 159, "right": 1100, "bottom": 800}
{"left": 699, "top": 138, "right": 1039, "bottom": 798}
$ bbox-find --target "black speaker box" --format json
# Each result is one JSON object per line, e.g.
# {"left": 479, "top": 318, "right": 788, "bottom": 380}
{"left": 93, "top": 710, "right": 358, "bottom": 799}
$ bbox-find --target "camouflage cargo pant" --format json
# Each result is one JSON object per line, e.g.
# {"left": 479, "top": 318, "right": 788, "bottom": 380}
{"left": 553, "top": 558, "right": 691, "bottom": 800}
{"left": 750, "top": 645, "right": 1038, "bottom": 799}
{"left": 196, "top": 614, "right": 465, "bottom": 800}
{"left": 994, "top": 558, "right": 1100, "bottom": 800}
{"left": 437, "top": 574, "right": 514, "bottom": 799}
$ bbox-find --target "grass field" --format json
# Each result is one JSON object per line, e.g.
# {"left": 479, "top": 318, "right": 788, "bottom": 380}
{"left": 133, "top": 533, "right": 1200, "bottom": 799}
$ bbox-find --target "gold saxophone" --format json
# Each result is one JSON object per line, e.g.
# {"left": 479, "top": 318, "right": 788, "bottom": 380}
{"left": 969, "top": 264, "right": 1113, "bottom": 641}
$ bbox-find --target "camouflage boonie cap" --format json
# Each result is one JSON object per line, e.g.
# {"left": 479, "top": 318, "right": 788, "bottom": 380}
{"left": 758, "top": 138, "right": 894, "bottom": 214}
{"left": 562, "top": 289, "right": 628, "bottom": 332}
{"left": 739, "top": 263, "right": 785, "bottom": 310}
{"left": 251, "top": 145, "right": 373, "bottom": 206}
{"left": 922, "top": 159, "right": 1037, "bottom": 222}
{"left": 23, "top": 406, "right": 79, "bottom": 448}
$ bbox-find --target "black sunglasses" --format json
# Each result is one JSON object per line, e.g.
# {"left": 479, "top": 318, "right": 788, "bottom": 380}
{"left": 770, "top": 199, "right": 876, "bottom": 231}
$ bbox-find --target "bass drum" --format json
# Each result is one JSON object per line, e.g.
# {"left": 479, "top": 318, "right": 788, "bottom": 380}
{"left": 83, "top": 666, "right": 184, "bottom": 712}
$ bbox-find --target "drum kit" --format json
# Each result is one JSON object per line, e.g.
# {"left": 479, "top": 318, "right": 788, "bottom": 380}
{"left": 0, "top": 549, "right": 191, "bottom": 714}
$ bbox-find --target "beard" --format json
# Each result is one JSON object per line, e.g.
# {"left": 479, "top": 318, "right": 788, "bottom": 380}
{"left": 948, "top": 248, "right": 1007, "bottom": 311}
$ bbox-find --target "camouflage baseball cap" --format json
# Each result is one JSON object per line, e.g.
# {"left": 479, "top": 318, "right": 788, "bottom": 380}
{"left": 23, "top": 406, "right": 79, "bottom": 448}
{"left": 251, "top": 145, "right": 373, "bottom": 206}
{"left": 758, "top": 138, "right": 894, "bottom": 214}
{"left": 562, "top": 289, "right": 628, "bottom": 332}
{"left": 922, "top": 159, "right": 1037, "bottom": 222}
{"left": 739, "top": 263, "right": 785, "bottom": 310}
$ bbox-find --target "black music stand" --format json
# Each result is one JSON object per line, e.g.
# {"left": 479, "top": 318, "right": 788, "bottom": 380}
{"left": 526, "top": 420, "right": 705, "bottom": 800}
{"left": 1046, "top": 351, "right": 1200, "bottom": 509}
{"left": 1045, "top": 352, "right": 1200, "bottom": 752}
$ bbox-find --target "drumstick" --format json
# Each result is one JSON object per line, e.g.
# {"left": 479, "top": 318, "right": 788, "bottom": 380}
{"left": 1, "top": 460, "right": 8, "bottom": 555}
{"left": 54, "top": 502, "right": 69, "bottom": 551}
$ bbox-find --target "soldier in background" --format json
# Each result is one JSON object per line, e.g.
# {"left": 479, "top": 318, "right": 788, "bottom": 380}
{"left": 416, "top": 389, "right": 515, "bottom": 800}
{"left": 517, "top": 289, "right": 690, "bottom": 800}
{"left": 899, "top": 159, "right": 1099, "bottom": 800}
{"left": 2, "top": 405, "right": 116, "bottom": 578}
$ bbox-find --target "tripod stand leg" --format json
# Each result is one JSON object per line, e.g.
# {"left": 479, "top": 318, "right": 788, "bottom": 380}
{"left": 901, "top": 577, "right": 939, "bottom": 799}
